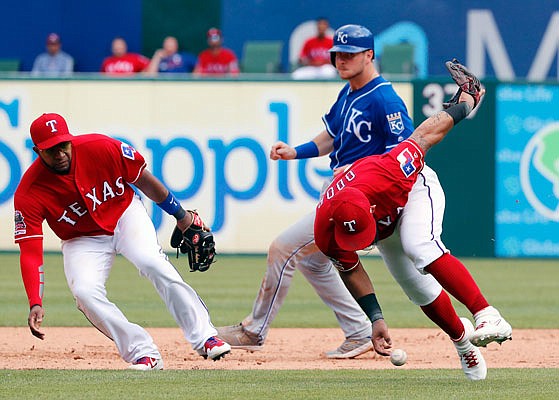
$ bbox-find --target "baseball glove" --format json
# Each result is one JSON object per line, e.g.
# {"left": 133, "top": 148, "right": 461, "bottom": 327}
{"left": 170, "top": 211, "right": 216, "bottom": 272}
{"left": 444, "top": 58, "right": 483, "bottom": 109}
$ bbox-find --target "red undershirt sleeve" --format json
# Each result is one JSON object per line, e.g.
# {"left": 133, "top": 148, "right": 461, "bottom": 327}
{"left": 19, "top": 239, "right": 44, "bottom": 308}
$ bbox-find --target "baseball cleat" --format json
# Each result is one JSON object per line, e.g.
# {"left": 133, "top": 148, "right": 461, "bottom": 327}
{"left": 196, "top": 348, "right": 208, "bottom": 359}
{"left": 325, "top": 337, "right": 373, "bottom": 359}
{"left": 470, "top": 306, "right": 513, "bottom": 347}
{"left": 454, "top": 318, "right": 487, "bottom": 380}
{"left": 128, "top": 356, "right": 164, "bottom": 371}
{"left": 203, "top": 336, "right": 231, "bottom": 361}
{"left": 216, "top": 323, "right": 263, "bottom": 351}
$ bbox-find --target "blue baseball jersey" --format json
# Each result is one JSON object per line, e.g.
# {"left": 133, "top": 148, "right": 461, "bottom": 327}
{"left": 322, "top": 75, "right": 414, "bottom": 169}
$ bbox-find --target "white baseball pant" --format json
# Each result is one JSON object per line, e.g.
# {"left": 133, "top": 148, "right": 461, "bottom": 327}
{"left": 61, "top": 195, "right": 217, "bottom": 363}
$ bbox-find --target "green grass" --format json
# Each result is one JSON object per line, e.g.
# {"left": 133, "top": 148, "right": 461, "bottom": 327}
{"left": 1, "top": 253, "right": 558, "bottom": 399}
{"left": 0, "top": 369, "right": 557, "bottom": 400}
{"left": 1, "top": 253, "right": 558, "bottom": 329}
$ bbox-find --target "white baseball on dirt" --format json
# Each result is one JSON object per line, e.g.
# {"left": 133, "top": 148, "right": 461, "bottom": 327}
{"left": 390, "top": 348, "right": 407, "bottom": 366}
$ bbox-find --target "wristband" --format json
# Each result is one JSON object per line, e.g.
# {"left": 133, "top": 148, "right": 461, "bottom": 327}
{"left": 444, "top": 102, "right": 472, "bottom": 126}
{"left": 294, "top": 141, "right": 319, "bottom": 159}
{"left": 157, "top": 192, "right": 187, "bottom": 220}
{"left": 357, "top": 293, "right": 384, "bottom": 323}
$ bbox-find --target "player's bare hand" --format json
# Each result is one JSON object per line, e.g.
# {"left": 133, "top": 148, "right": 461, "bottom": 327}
{"left": 28, "top": 305, "right": 45, "bottom": 340}
{"left": 459, "top": 87, "right": 485, "bottom": 109}
{"left": 177, "top": 210, "right": 210, "bottom": 232}
{"left": 371, "top": 319, "right": 392, "bottom": 356}
{"left": 333, "top": 165, "right": 349, "bottom": 176}
{"left": 270, "top": 142, "right": 296, "bottom": 160}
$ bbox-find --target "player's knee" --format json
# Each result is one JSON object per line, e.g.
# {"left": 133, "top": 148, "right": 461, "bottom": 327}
{"left": 267, "top": 234, "right": 291, "bottom": 263}
{"left": 71, "top": 285, "right": 103, "bottom": 311}
{"left": 397, "top": 276, "right": 442, "bottom": 306}
{"left": 401, "top": 240, "right": 445, "bottom": 270}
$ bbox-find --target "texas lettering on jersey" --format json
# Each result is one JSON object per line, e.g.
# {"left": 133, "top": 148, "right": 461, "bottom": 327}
{"left": 14, "top": 134, "right": 147, "bottom": 242}
{"left": 57, "top": 176, "right": 126, "bottom": 226}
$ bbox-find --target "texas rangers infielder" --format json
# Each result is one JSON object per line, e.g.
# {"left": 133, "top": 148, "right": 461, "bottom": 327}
{"left": 218, "top": 26, "right": 512, "bottom": 380}
{"left": 314, "top": 86, "right": 488, "bottom": 379}
{"left": 14, "top": 113, "right": 230, "bottom": 370}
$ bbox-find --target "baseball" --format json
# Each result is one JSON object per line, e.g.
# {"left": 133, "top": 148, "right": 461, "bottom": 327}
{"left": 390, "top": 349, "right": 407, "bottom": 366}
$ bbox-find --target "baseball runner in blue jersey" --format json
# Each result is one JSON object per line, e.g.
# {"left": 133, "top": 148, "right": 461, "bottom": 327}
{"left": 218, "top": 25, "right": 511, "bottom": 380}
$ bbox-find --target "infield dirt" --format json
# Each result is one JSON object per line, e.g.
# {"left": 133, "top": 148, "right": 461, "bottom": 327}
{"left": 2, "top": 327, "right": 558, "bottom": 370}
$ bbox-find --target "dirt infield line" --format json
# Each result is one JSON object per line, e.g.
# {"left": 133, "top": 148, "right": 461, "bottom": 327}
{"left": 1, "top": 327, "right": 558, "bottom": 370}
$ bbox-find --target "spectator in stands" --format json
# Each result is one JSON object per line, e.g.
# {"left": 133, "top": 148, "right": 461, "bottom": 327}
{"left": 31, "top": 33, "right": 74, "bottom": 76}
{"left": 145, "top": 36, "right": 197, "bottom": 74}
{"left": 101, "top": 37, "right": 150, "bottom": 74}
{"left": 291, "top": 18, "right": 337, "bottom": 80}
{"left": 194, "top": 28, "right": 239, "bottom": 76}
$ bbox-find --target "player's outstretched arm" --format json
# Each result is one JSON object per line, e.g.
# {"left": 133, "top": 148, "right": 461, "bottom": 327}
{"left": 410, "top": 59, "right": 485, "bottom": 152}
{"left": 410, "top": 88, "right": 484, "bottom": 152}
{"left": 337, "top": 262, "right": 392, "bottom": 355}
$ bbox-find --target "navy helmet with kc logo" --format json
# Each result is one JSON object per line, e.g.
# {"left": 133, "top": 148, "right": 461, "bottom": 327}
{"left": 329, "top": 24, "right": 374, "bottom": 65}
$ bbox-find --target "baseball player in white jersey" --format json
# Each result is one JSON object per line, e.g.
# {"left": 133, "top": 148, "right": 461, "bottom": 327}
{"left": 217, "top": 25, "right": 512, "bottom": 380}
{"left": 14, "top": 113, "right": 231, "bottom": 370}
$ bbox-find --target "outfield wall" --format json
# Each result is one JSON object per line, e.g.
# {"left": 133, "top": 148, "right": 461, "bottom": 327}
{"left": 0, "top": 78, "right": 412, "bottom": 254}
{"left": 1, "top": 78, "right": 558, "bottom": 257}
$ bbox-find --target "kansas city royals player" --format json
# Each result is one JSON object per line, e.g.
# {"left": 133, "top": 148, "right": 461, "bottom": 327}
{"left": 14, "top": 113, "right": 231, "bottom": 370}
{"left": 218, "top": 25, "right": 511, "bottom": 380}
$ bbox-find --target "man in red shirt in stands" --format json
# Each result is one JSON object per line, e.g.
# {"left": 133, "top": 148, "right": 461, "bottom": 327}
{"left": 194, "top": 28, "right": 239, "bottom": 76}
{"left": 100, "top": 37, "right": 150, "bottom": 74}
{"left": 292, "top": 17, "right": 337, "bottom": 79}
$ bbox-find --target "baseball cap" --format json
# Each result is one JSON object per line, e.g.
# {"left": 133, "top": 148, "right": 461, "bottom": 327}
{"left": 318, "top": 187, "right": 376, "bottom": 251}
{"left": 207, "top": 28, "right": 222, "bottom": 42}
{"left": 30, "top": 113, "right": 74, "bottom": 150}
{"left": 46, "top": 33, "right": 61, "bottom": 45}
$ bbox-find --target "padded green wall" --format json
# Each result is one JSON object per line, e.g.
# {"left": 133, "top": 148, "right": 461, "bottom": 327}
{"left": 142, "top": 0, "right": 221, "bottom": 57}
{"left": 413, "top": 80, "right": 497, "bottom": 257}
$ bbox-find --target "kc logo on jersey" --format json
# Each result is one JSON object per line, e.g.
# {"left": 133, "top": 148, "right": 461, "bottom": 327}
{"left": 346, "top": 108, "right": 372, "bottom": 142}
{"left": 14, "top": 210, "right": 27, "bottom": 235}
{"left": 121, "top": 142, "right": 136, "bottom": 160}
{"left": 396, "top": 148, "right": 418, "bottom": 178}
{"left": 387, "top": 112, "right": 404, "bottom": 135}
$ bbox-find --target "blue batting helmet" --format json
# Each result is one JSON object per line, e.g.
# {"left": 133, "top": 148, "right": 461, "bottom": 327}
{"left": 329, "top": 24, "right": 374, "bottom": 65}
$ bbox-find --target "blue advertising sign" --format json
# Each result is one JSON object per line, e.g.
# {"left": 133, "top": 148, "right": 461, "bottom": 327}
{"left": 495, "top": 85, "right": 559, "bottom": 257}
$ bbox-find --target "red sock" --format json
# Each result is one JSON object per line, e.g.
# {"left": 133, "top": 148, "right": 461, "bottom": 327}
{"left": 420, "top": 290, "right": 464, "bottom": 341}
{"left": 425, "top": 253, "right": 489, "bottom": 315}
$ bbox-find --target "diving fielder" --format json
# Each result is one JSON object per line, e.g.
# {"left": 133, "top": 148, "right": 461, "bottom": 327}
{"left": 218, "top": 25, "right": 512, "bottom": 381}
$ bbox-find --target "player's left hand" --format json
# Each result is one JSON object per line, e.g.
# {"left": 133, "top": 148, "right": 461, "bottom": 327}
{"left": 28, "top": 305, "right": 45, "bottom": 340}
{"left": 171, "top": 211, "right": 216, "bottom": 272}
{"left": 176, "top": 211, "right": 210, "bottom": 232}
{"left": 333, "top": 164, "right": 353, "bottom": 176}
{"left": 371, "top": 318, "right": 392, "bottom": 356}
